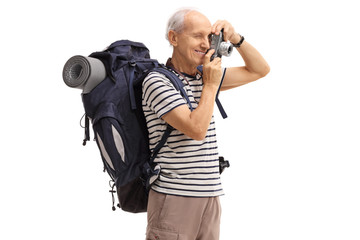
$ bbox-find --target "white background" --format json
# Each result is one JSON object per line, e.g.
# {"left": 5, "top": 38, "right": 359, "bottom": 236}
{"left": 1, "top": 0, "right": 359, "bottom": 239}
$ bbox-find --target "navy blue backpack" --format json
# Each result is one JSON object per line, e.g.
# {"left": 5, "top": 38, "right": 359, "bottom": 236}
{"left": 81, "top": 40, "right": 197, "bottom": 213}
{"left": 69, "top": 40, "right": 228, "bottom": 213}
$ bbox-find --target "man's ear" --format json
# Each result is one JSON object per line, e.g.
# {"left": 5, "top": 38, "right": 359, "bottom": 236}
{"left": 168, "top": 30, "right": 178, "bottom": 47}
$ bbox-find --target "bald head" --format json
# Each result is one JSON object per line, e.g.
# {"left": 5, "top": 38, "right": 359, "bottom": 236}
{"left": 165, "top": 8, "right": 211, "bottom": 42}
{"left": 183, "top": 11, "right": 211, "bottom": 33}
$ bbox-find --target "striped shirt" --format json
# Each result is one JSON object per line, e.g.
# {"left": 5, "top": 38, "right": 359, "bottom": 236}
{"left": 142, "top": 68, "right": 224, "bottom": 197}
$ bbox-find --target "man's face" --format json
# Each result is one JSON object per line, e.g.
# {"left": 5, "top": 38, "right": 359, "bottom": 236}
{"left": 175, "top": 12, "right": 212, "bottom": 68}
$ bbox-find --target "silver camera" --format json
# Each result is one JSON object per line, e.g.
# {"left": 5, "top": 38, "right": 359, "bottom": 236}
{"left": 210, "top": 29, "right": 233, "bottom": 61}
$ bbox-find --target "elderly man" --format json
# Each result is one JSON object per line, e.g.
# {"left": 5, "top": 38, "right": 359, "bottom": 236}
{"left": 142, "top": 8, "right": 270, "bottom": 240}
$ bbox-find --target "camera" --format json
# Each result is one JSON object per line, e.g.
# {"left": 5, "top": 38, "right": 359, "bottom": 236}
{"left": 209, "top": 29, "right": 233, "bottom": 61}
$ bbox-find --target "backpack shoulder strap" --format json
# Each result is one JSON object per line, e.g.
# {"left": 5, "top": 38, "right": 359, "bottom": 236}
{"left": 147, "top": 66, "right": 192, "bottom": 164}
{"left": 152, "top": 66, "right": 193, "bottom": 111}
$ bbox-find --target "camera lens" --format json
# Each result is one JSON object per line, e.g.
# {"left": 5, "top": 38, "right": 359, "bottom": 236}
{"left": 218, "top": 42, "right": 233, "bottom": 57}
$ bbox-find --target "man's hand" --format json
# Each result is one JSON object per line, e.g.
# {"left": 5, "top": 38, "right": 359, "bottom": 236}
{"left": 211, "top": 20, "right": 270, "bottom": 90}
{"left": 202, "top": 49, "right": 222, "bottom": 89}
{"left": 212, "top": 20, "right": 241, "bottom": 44}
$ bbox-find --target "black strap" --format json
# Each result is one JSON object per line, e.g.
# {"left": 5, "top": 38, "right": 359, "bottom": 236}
{"left": 128, "top": 61, "right": 137, "bottom": 110}
{"left": 196, "top": 65, "right": 228, "bottom": 119}
{"left": 82, "top": 114, "right": 90, "bottom": 146}
{"left": 150, "top": 125, "right": 174, "bottom": 163}
{"left": 215, "top": 68, "right": 228, "bottom": 118}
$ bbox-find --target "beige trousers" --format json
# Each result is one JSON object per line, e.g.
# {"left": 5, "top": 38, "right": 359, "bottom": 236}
{"left": 146, "top": 190, "right": 221, "bottom": 240}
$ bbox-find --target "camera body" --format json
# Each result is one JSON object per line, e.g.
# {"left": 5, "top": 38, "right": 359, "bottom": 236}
{"left": 210, "top": 29, "right": 233, "bottom": 61}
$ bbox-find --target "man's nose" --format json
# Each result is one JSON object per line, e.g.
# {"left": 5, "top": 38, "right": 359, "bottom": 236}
{"left": 201, "top": 36, "right": 210, "bottom": 49}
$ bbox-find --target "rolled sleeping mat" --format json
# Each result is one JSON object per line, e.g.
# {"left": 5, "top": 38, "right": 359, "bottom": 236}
{"left": 62, "top": 55, "right": 106, "bottom": 94}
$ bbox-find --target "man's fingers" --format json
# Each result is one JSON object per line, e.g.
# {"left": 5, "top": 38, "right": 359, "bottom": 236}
{"left": 212, "top": 20, "right": 235, "bottom": 42}
{"left": 212, "top": 20, "right": 223, "bottom": 34}
{"left": 213, "top": 57, "right": 222, "bottom": 67}
{"left": 204, "top": 49, "right": 215, "bottom": 64}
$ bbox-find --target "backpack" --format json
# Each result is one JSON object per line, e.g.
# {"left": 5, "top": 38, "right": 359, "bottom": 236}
{"left": 63, "top": 40, "right": 229, "bottom": 213}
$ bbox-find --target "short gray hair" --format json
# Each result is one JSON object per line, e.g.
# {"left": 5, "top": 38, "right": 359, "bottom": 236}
{"left": 165, "top": 8, "right": 198, "bottom": 42}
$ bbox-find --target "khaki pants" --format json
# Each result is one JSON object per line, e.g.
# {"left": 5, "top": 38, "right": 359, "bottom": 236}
{"left": 146, "top": 190, "right": 221, "bottom": 240}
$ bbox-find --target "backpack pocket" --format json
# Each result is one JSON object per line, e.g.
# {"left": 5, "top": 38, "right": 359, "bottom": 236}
{"left": 92, "top": 103, "right": 127, "bottom": 180}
